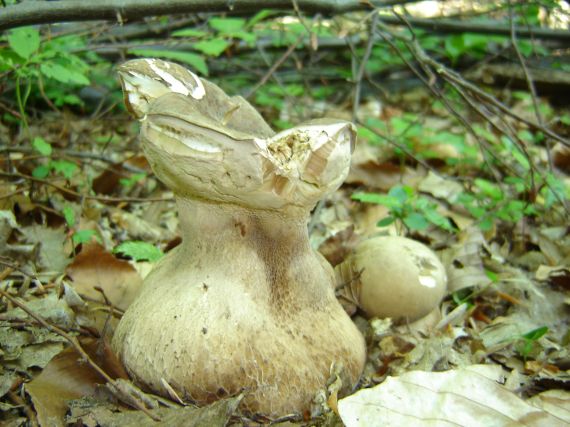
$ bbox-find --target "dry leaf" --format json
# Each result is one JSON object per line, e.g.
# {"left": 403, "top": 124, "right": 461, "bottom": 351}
{"left": 66, "top": 243, "right": 142, "bottom": 310}
{"left": 338, "top": 365, "right": 567, "bottom": 427}
{"left": 26, "top": 338, "right": 126, "bottom": 427}
{"left": 20, "top": 225, "right": 70, "bottom": 273}
{"left": 528, "top": 389, "right": 570, "bottom": 423}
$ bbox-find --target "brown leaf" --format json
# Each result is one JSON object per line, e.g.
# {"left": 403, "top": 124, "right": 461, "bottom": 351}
{"left": 66, "top": 243, "right": 142, "bottom": 310}
{"left": 26, "top": 338, "right": 126, "bottom": 427}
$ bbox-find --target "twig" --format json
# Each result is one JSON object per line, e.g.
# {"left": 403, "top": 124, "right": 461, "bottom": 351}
{"left": 0, "top": 276, "right": 162, "bottom": 422}
{"left": 245, "top": 33, "right": 305, "bottom": 99}
{"left": 0, "top": 146, "right": 147, "bottom": 174}
{"left": 508, "top": 2, "right": 554, "bottom": 172}
{"left": 0, "top": 171, "right": 173, "bottom": 203}
{"left": 352, "top": 11, "right": 379, "bottom": 122}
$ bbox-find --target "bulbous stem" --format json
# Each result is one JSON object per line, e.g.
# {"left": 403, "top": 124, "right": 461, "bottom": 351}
{"left": 177, "top": 196, "right": 311, "bottom": 251}
{"left": 175, "top": 197, "right": 323, "bottom": 302}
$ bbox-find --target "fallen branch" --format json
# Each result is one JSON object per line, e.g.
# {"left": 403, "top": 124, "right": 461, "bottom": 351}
{"left": 0, "top": 0, "right": 407, "bottom": 31}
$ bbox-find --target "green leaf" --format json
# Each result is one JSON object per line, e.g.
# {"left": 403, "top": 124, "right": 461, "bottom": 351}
{"left": 32, "top": 165, "right": 50, "bottom": 179}
{"left": 474, "top": 178, "right": 503, "bottom": 201}
{"left": 388, "top": 185, "right": 412, "bottom": 204}
{"left": 209, "top": 18, "right": 246, "bottom": 34}
{"left": 403, "top": 212, "right": 429, "bottom": 230}
{"left": 72, "top": 229, "right": 99, "bottom": 245}
{"left": 444, "top": 35, "right": 464, "bottom": 62}
{"left": 377, "top": 216, "right": 395, "bottom": 227}
{"left": 120, "top": 173, "right": 146, "bottom": 188}
{"left": 50, "top": 160, "right": 77, "bottom": 179}
{"left": 40, "top": 62, "right": 90, "bottom": 85}
{"left": 62, "top": 205, "right": 75, "bottom": 227}
{"left": 248, "top": 9, "right": 275, "bottom": 27}
{"left": 193, "top": 38, "right": 230, "bottom": 57}
{"left": 522, "top": 326, "right": 548, "bottom": 341}
{"left": 8, "top": 27, "right": 40, "bottom": 60}
{"left": 227, "top": 30, "right": 256, "bottom": 44}
{"left": 129, "top": 49, "right": 208, "bottom": 75}
{"left": 32, "top": 137, "right": 52, "bottom": 156}
{"left": 512, "top": 147, "right": 530, "bottom": 170}
{"left": 113, "top": 241, "right": 163, "bottom": 262}
{"left": 352, "top": 192, "right": 402, "bottom": 210}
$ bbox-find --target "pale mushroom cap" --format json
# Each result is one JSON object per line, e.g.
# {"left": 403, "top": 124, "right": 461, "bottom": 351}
{"left": 117, "top": 58, "right": 356, "bottom": 213}
{"left": 338, "top": 236, "right": 447, "bottom": 321}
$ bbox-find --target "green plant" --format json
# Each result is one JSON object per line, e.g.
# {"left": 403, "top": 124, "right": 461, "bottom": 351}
{"left": 113, "top": 241, "right": 163, "bottom": 262}
{"left": 353, "top": 185, "right": 455, "bottom": 232}
{"left": 61, "top": 204, "right": 100, "bottom": 247}
{"left": 137, "top": 12, "right": 273, "bottom": 76}
{"left": 515, "top": 326, "right": 548, "bottom": 360}
{"left": 0, "top": 27, "right": 101, "bottom": 126}
{"left": 30, "top": 137, "right": 78, "bottom": 179}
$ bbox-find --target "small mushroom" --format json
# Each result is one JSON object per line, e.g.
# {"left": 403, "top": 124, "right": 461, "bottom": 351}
{"left": 112, "top": 59, "right": 365, "bottom": 416}
{"left": 336, "top": 236, "right": 447, "bottom": 321}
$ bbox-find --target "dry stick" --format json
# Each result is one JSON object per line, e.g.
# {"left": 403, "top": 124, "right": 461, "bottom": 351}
{"left": 36, "top": 74, "right": 60, "bottom": 114}
{"left": 0, "top": 172, "right": 173, "bottom": 203}
{"left": 0, "top": 275, "right": 162, "bottom": 422}
{"left": 422, "top": 56, "right": 569, "bottom": 147}
{"left": 374, "top": 23, "right": 506, "bottom": 183}
{"left": 244, "top": 33, "right": 305, "bottom": 100}
{"left": 393, "top": 14, "right": 531, "bottom": 180}
{"left": 0, "top": 146, "right": 148, "bottom": 174}
{"left": 352, "top": 11, "right": 379, "bottom": 123}
{"left": 389, "top": 16, "right": 569, "bottom": 214}
{"left": 508, "top": 3, "right": 555, "bottom": 173}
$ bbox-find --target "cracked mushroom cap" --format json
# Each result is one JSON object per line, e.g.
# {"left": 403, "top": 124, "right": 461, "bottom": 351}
{"left": 336, "top": 236, "right": 448, "bottom": 321}
{"left": 118, "top": 58, "right": 355, "bottom": 212}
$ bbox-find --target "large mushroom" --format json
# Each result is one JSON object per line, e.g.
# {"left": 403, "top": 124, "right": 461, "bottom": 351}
{"left": 112, "top": 59, "right": 366, "bottom": 415}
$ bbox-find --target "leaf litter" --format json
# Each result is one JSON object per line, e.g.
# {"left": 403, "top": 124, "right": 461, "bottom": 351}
{"left": 0, "top": 41, "right": 569, "bottom": 427}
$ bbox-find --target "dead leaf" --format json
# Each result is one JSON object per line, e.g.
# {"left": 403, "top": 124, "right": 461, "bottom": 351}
{"left": 440, "top": 226, "right": 490, "bottom": 292}
{"left": 528, "top": 389, "right": 570, "bottom": 423}
{"left": 66, "top": 243, "right": 142, "bottom": 310}
{"left": 536, "top": 265, "right": 570, "bottom": 289}
{"left": 338, "top": 365, "right": 567, "bottom": 427}
{"left": 20, "top": 225, "right": 70, "bottom": 273}
{"left": 67, "top": 394, "right": 242, "bottom": 427}
{"left": 26, "top": 338, "right": 128, "bottom": 427}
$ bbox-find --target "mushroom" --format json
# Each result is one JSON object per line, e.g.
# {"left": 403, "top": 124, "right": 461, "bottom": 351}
{"left": 112, "top": 59, "right": 366, "bottom": 415}
{"left": 335, "top": 236, "right": 447, "bottom": 321}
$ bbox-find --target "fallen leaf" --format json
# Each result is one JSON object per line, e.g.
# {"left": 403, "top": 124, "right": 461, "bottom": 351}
{"left": 67, "top": 394, "right": 242, "bottom": 427}
{"left": 26, "top": 338, "right": 128, "bottom": 427}
{"left": 20, "top": 225, "right": 70, "bottom": 273}
{"left": 440, "top": 226, "right": 490, "bottom": 292}
{"left": 66, "top": 243, "right": 142, "bottom": 310}
{"left": 338, "top": 365, "right": 567, "bottom": 427}
{"left": 528, "top": 389, "right": 570, "bottom": 423}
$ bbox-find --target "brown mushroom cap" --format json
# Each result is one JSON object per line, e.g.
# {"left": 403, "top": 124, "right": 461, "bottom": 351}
{"left": 336, "top": 236, "right": 447, "bottom": 321}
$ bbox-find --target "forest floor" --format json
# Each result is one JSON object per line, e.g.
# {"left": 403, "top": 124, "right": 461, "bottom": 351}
{"left": 1, "top": 76, "right": 569, "bottom": 426}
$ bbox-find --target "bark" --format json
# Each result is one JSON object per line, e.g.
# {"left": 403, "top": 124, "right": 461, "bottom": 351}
{"left": 2, "top": 1, "right": 568, "bottom": 42}
{"left": 0, "top": 0, "right": 409, "bottom": 31}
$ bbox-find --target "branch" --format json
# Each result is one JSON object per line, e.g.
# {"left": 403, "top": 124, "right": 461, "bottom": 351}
{"left": 377, "top": 15, "right": 570, "bottom": 41}
{"left": 1, "top": 1, "right": 568, "bottom": 42}
{"left": 0, "top": 0, "right": 408, "bottom": 31}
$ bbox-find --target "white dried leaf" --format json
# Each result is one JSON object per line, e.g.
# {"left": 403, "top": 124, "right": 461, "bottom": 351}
{"left": 338, "top": 365, "right": 567, "bottom": 427}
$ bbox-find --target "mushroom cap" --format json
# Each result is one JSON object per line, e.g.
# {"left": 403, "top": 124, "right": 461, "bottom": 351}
{"left": 117, "top": 58, "right": 355, "bottom": 212}
{"left": 337, "top": 236, "right": 447, "bottom": 321}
